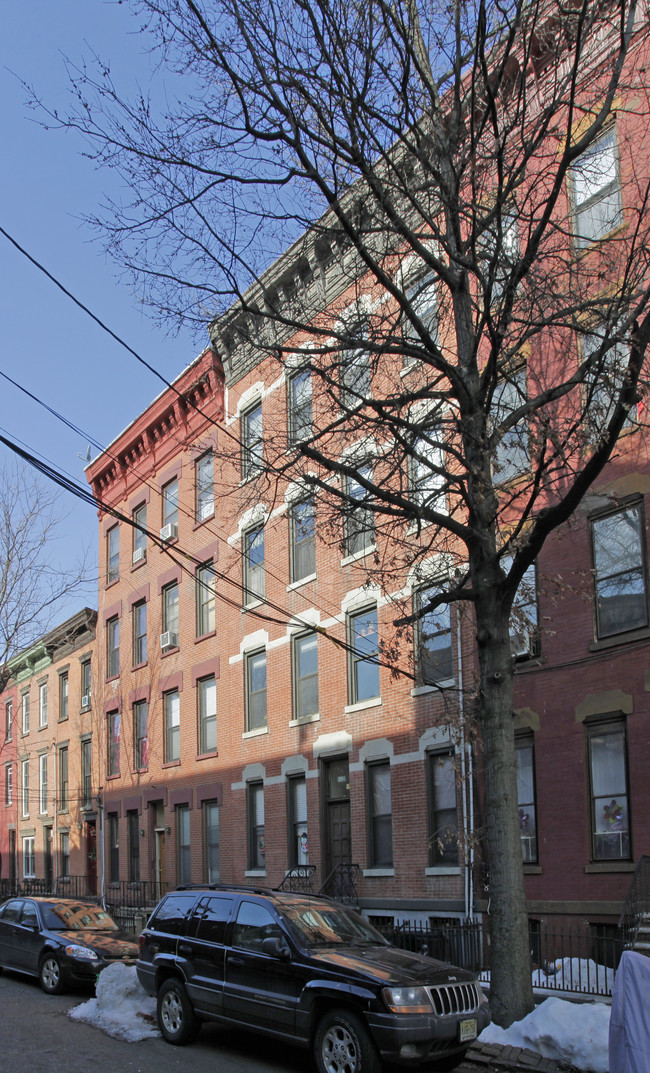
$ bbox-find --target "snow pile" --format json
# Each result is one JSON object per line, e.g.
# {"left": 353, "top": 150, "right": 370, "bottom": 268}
{"left": 480, "top": 996, "right": 610, "bottom": 1073}
{"left": 533, "top": 957, "right": 615, "bottom": 996}
{"left": 68, "top": 963, "right": 159, "bottom": 1042}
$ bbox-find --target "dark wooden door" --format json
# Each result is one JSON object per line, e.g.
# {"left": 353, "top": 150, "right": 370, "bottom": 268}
{"left": 86, "top": 821, "right": 97, "bottom": 895}
{"left": 323, "top": 757, "right": 351, "bottom": 876}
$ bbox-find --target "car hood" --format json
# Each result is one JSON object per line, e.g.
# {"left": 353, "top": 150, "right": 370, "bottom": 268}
{"left": 57, "top": 930, "right": 138, "bottom": 958}
{"left": 308, "top": 943, "right": 477, "bottom": 986}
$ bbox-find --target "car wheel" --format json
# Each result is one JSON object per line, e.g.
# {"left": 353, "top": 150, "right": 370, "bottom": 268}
{"left": 314, "top": 1008, "right": 379, "bottom": 1073}
{"left": 157, "top": 978, "right": 201, "bottom": 1045}
{"left": 431, "top": 1047, "right": 470, "bottom": 1071}
{"left": 39, "top": 954, "right": 65, "bottom": 995}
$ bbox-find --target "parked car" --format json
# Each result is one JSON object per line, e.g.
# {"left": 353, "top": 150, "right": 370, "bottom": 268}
{"left": 137, "top": 884, "right": 490, "bottom": 1072}
{"left": 0, "top": 896, "right": 138, "bottom": 994}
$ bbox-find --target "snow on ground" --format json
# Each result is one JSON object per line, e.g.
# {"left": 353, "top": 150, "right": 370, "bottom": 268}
{"left": 532, "top": 957, "right": 615, "bottom": 996}
{"left": 479, "top": 996, "right": 610, "bottom": 1073}
{"left": 70, "top": 965, "right": 612, "bottom": 1070}
{"left": 68, "top": 963, "right": 159, "bottom": 1042}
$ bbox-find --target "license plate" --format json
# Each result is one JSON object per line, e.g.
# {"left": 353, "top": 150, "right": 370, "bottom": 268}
{"left": 459, "top": 1018, "right": 478, "bottom": 1043}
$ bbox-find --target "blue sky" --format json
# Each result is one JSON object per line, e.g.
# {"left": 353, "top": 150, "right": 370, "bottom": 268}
{"left": 0, "top": 1, "right": 201, "bottom": 620}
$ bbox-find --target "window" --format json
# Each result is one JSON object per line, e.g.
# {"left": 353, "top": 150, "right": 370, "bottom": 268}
{"left": 39, "top": 682, "right": 48, "bottom": 728}
{"left": 107, "top": 525, "right": 120, "bottom": 584}
{"left": 348, "top": 606, "right": 380, "bottom": 704}
{"left": 177, "top": 805, "right": 191, "bottom": 884}
{"left": 245, "top": 650, "right": 267, "bottom": 731}
{"left": 106, "top": 616, "right": 120, "bottom": 678}
{"left": 247, "top": 782, "right": 265, "bottom": 869}
{"left": 293, "top": 632, "right": 319, "bottom": 720}
{"left": 21, "top": 692, "right": 30, "bottom": 735}
{"left": 5, "top": 699, "right": 12, "bottom": 742}
{"left": 107, "top": 711, "right": 120, "bottom": 776}
{"left": 133, "top": 600, "right": 148, "bottom": 665}
{"left": 341, "top": 333, "right": 371, "bottom": 407}
{"left": 242, "top": 401, "right": 263, "bottom": 480}
{"left": 196, "top": 561, "right": 216, "bottom": 636}
{"left": 81, "top": 738, "right": 92, "bottom": 809}
{"left": 23, "top": 836, "right": 35, "bottom": 879}
{"left": 367, "top": 761, "right": 393, "bottom": 867}
{"left": 416, "top": 587, "right": 453, "bottom": 684}
{"left": 288, "top": 775, "right": 308, "bottom": 867}
{"left": 516, "top": 735, "right": 538, "bottom": 864}
{"left": 21, "top": 759, "right": 29, "bottom": 818}
{"left": 288, "top": 367, "right": 313, "bottom": 444}
{"left": 196, "top": 450, "right": 214, "bottom": 522}
{"left": 58, "top": 746, "right": 68, "bottom": 810}
{"left": 581, "top": 327, "right": 633, "bottom": 438}
{"left": 162, "top": 478, "right": 179, "bottom": 530}
{"left": 198, "top": 676, "right": 217, "bottom": 755}
{"left": 290, "top": 498, "right": 316, "bottom": 582}
{"left": 59, "top": 832, "right": 70, "bottom": 878}
{"left": 243, "top": 525, "right": 265, "bottom": 604}
{"left": 58, "top": 672, "right": 68, "bottom": 721}
{"left": 164, "top": 690, "right": 180, "bottom": 762}
{"left": 411, "top": 430, "right": 445, "bottom": 513}
{"left": 39, "top": 754, "right": 48, "bottom": 814}
{"left": 427, "top": 751, "right": 459, "bottom": 867}
{"left": 134, "top": 700, "right": 149, "bottom": 770}
{"left": 591, "top": 504, "right": 648, "bottom": 638}
{"left": 509, "top": 561, "right": 539, "bottom": 659}
{"left": 587, "top": 718, "right": 631, "bottom": 861}
{"left": 128, "top": 810, "right": 140, "bottom": 882}
{"left": 344, "top": 466, "right": 374, "bottom": 556}
{"left": 492, "top": 367, "right": 528, "bottom": 482}
{"left": 133, "top": 502, "right": 147, "bottom": 561}
{"left": 108, "top": 813, "right": 119, "bottom": 883}
{"left": 570, "top": 129, "right": 622, "bottom": 249}
{"left": 480, "top": 210, "right": 519, "bottom": 304}
{"left": 162, "top": 582, "right": 179, "bottom": 643}
{"left": 404, "top": 273, "right": 438, "bottom": 349}
{"left": 5, "top": 763, "right": 13, "bottom": 806}
{"left": 81, "top": 659, "right": 92, "bottom": 706}
{"left": 204, "top": 802, "right": 220, "bottom": 883}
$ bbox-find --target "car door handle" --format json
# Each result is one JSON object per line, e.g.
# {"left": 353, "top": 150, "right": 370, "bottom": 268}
{"left": 227, "top": 954, "right": 245, "bottom": 966}
{"left": 178, "top": 943, "right": 193, "bottom": 955}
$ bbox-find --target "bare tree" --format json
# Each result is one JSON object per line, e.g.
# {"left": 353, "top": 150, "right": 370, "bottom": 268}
{"left": 36, "top": 0, "right": 650, "bottom": 1024}
{"left": 0, "top": 461, "right": 90, "bottom": 694}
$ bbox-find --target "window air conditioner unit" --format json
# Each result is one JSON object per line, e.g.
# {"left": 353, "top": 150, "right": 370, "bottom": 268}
{"left": 160, "top": 631, "right": 178, "bottom": 650}
{"left": 132, "top": 546, "right": 146, "bottom": 564}
{"left": 159, "top": 522, "right": 178, "bottom": 542}
{"left": 81, "top": 694, "right": 91, "bottom": 708}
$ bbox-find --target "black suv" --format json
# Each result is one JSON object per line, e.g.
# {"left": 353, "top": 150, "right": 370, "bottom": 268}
{"left": 137, "top": 885, "right": 489, "bottom": 1073}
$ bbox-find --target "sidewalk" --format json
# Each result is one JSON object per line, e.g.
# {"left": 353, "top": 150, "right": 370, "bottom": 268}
{"left": 467, "top": 1041, "right": 572, "bottom": 1071}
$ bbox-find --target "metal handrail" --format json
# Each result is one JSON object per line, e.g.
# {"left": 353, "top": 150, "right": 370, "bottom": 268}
{"left": 277, "top": 865, "right": 316, "bottom": 894}
{"left": 618, "top": 854, "right": 650, "bottom": 947}
{"left": 319, "top": 863, "right": 360, "bottom": 906}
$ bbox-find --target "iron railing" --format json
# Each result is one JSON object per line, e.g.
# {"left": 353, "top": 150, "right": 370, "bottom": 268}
{"left": 618, "top": 854, "right": 650, "bottom": 949}
{"left": 319, "top": 863, "right": 360, "bottom": 906}
{"left": 103, "top": 879, "right": 169, "bottom": 908}
{"left": 277, "top": 865, "right": 316, "bottom": 894}
{"left": 381, "top": 919, "right": 484, "bottom": 973}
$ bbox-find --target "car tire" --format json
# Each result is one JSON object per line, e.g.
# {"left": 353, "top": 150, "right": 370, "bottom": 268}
{"left": 39, "top": 954, "right": 65, "bottom": 995}
{"left": 431, "top": 1047, "right": 470, "bottom": 1071}
{"left": 314, "top": 1008, "right": 380, "bottom": 1073}
{"left": 157, "top": 977, "right": 201, "bottom": 1045}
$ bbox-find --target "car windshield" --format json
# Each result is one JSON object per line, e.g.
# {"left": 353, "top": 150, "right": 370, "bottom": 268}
{"left": 280, "top": 900, "right": 388, "bottom": 948}
{"left": 40, "top": 902, "right": 121, "bottom": 932}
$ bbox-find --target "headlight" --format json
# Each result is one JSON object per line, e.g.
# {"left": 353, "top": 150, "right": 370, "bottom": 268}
{"left": 382, "top": 986, "right": 432, "bottom": 1013}
{"left": 64, "top": 944, "right": 100, "bottom": 961}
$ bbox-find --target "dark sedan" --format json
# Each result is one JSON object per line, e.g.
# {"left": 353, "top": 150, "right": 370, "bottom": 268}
{"left": 0, "top": 896, "right": 138, "bottom": 994}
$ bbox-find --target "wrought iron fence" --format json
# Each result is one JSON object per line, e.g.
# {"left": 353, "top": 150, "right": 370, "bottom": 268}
{"left": 618, "top": 854, "right": 650, "bottom": 948}
{"left": 319, "top": 863, "right": 360, "bottom": 905}
{"left": 379, "top": 919, "right": 484, "bottom": 974}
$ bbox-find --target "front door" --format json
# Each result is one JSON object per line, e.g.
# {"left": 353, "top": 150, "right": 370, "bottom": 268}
{"left": 86, "top": 821, "right": 97, "bottom": 896}
{"left": 323, "top": 757, "right": 351, "bottom": 878}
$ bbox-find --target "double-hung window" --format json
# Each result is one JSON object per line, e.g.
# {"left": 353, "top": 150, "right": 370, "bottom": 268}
{"left": 107, "top": 711, "right": 120, "bottom": 776}
{"left": 39, "top": 682, "right": 48, "bottom": 728}
{"left": 5, "top": 763, "right": 13, "bottom": 806}
{"left": 492, "top": 367, "right": 528, "bottom": 482}
{"left": 198, "top": 676, "right": 217, "bottom": 754}
{"left": 59, "top": 672, "right": 68, "bottom": 721}
{"left": 341, "top": 327, "right": 371, "bottom": 407}
{"left": 293, "top": 632, "right": 319, "bottom": 721}
{"left": 404, "top": 273, "right": 438, "bottom": 350}
{"left": 133, "top": 600, "right": 148, "bottom": 665}
{"left": 344, "top": 466, "right": 374, "bottom": 557}
{"left": 60, "top": 832, "right": 70, "bottom": 878}
{"left": 569, "top": 129, "right": 622, "bottom": 250}
{"left": 247, "top": 781, "right": 265, "bottom": 870}
{"left": 288, "top": 367, "right": 313, "bottom": 444}
{"left": 242, "top": 402, "right": 263, "bottom": 480}
{"left": 106, "top": 617, "right": 120, "bottom": 678}
{"left": 243, "top": 525, "right": 265, "bottom": 604}
{"left": 134, "top": 700, "right": 149, "bottom": 770}
{"left": 348, "top": 606, "right": 380, "bottom": 704}
{"left": 58, "top": 746, "right": 69, "bottom": 810}
{"left": 288, "top": 775, "right": 308, "bottom": 867}
{"left": 204, "top": 802, "right": 220, "bottom": 883}
{"left": 107, "top": 525, "right": 120, "bottom": 584}
{"left": 245, "top": 650, "right": 267, "bottom": 731}
{"left": 581, "top": 326, "right": 633, "bottom": 438}
{"left": 162, "top": 582, "right": 179, "bottom": 647}
{"left": 177, "top": 805, "right": 191, "bottom": 884}
{"left": 128, "top": 810, "right": 140, "bottom": 882}
{"left": 22, "top": 692, "right": 30, "bottom": 735}
{"left": 162, "top": 478, "right": 179, "bottom": 536}
{"left": 39, "top": 754, "right": 48, "bottom": 814}
{"left": 132, "top": 503, "right": 147, "bottom": 562}
{"left": 196, "top": 451, "right": 214, "bottom": 522}
{"left": 21, "top": 759, "right": 29, "bottom": 818}
{"left": 290, "top": 498, "right": 316, "bottom": 582}
{"left": 5, "top": 699, "right": 12, "bottom": 742}
{"left": 23, "top": 836, "right": 35, "bottom": 879}
{"left": 367, "top": 761, "right": 393, "bottom": 867}
{"left": 81, "top": 659, "right": 92, "bottom": 707}
{"left": 516, "top": 735, "right": 538, "bottom": 863}
{"left": 591, "top": 503, "right": 648, "bottom": 639}
{"left": 164, "top": 690, "right": 180, "bottom": 763}
{"left": 587, "top": 717, "right": 631, "bottom": 861}
{"left": 411, "top": 430, "right": 445, "bottom": 513}
{"left": 415, "top": 587, "right": 453, "bottom": 685}
{"left": 81, "top": 738, "right": 92, "bottom": 809}
{"left": 427, "top": 750, "right": 459, "bottom": 867}
{"left": 196, "top": 561, "right": 216, "bottom": 636}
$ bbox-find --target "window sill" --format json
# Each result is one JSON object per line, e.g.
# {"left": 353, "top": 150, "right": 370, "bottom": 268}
{"left": 243, "top": 726, "right": 268, "bottom": 739}
{"left": 106, "top": 774, "right": 121, "bottom": 781}
{"left": 363, "top": 868, "right": 395, "bottom": 877}
{"left": 80, "top": 705, "right": 92, "bottom": 714}
{"left": 287, "top": 573, "right": 317, "bottom": 591}
{"left": 160, "top": 647, "right": 180, "bottom": 658}
{"left": 196, "top": 750, "right": 218, "bottom": 761}
{"left": 132, "top": 661, "right": 148, "bottom": 672}
{"left": 105, "top": 674, "right": 120, "bottom": 684}
{"left": 57, "top": 716, "right": 69, "bottom": 723}
{"left": 584, "top": 861, "right": 635, "bottom": 874}
{"left": 158, "top": 536, "right": 179, "bottom": 549}
{"left": 130, "top": 558, "right": 146, "bottom": 572}
{"left": 193, "top": 513, "right": 215, "bottom": 531}
{"left": 162, "top": 760, "right": 181, "bottom": 769}
{"left": 344, "top": 697, "right": 382, "bottom": 714}
{"left": 243, "top": 598, "right": 265, "bottom": 611}
{"left": 195, "top": 631, "right": 216, "bottom": 644}
{"left": 589, "top": 626, "right": 650, "bottom": 652}
{"left": 134, "top": 768, "right": 148, "bottom": 776}
{"left": 523, "top": 864, "right": 542, "bottom": 874}
{"left": 105, "top": 577, "right": 120, "bottom": 590}
{"left": 289, "top": 713, "right": 320, "bottom": 727}
{"left": 411, "top": 681, "right": 454, "bottom": 697}
{"left": 244, "top": 869, "right": 267, "bottom": 877}
{"left": 425, "top": 866, "right": 461, "bottom": 876}
{"left": 341, "top": 545, "right": 377, "bottom": 567}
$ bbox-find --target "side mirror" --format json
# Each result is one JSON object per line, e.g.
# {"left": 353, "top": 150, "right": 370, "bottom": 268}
{"left": 261, "top": 935, "right": 291, "bottom": 960}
